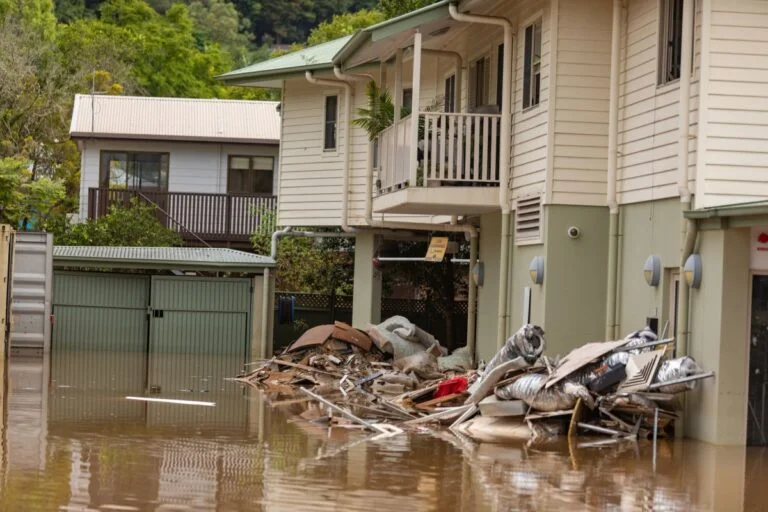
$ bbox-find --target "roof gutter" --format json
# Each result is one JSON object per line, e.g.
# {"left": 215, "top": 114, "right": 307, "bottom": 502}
{"left": 449, "top": 2, "right": 514, "bottom": 350}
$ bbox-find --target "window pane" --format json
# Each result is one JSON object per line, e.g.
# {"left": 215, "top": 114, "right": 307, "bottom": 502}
{"left": 324, "top": 95, "right": 338, "bottom": 150}
{"left": 228, "top": 168, "right": 249, "bottom": 193}
{"left": 230, "top": 156, "right": 250, "bottom": 169}
{"left": 133, "top": 152, "right": 165, "bottom": 190}
{"left": 250, "top": 170, "right": 274, "bottom": 195}
{"left": 523, "top": 24, "right": 533, "bottom": 108}
{"left": 251, "top": 156, "right": 274, "bottom": 170}
{"left": 402, "top": 88, "right": 413, "bottom": 111}
{"left": 101, "top": 152, "right": 128, "bottom": 188}
{"left": 444, "top": 74, "right": 455, "bottom": 112}
{"left": 497, "top": 44, "right": 504, "bottom": 107}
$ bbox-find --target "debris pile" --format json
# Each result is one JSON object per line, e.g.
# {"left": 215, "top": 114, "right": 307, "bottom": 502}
{"left": 457, "top": 326, "right": 714, "bottom": 443}
{"left": 237, "top": 317, "right": 479, "bottom": 430}
{"left": 237, "top": 317, "right": 714, "bottom": 444}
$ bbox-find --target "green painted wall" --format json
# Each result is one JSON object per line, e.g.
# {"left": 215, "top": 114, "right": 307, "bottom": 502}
{"left": 543, "top": 205, "right": 609, "bottom": 353}
{"left": 617, "top": 198, "right": 682, "bottom": 336}
{"left": 476, "top": 212, "right": 502, "bottom": 363}
{"left": 687, "top": 227, "right": 750, "bottom": 445}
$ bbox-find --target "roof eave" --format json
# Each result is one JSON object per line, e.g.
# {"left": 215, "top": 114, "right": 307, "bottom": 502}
{"left": 69, "top": 132, "right": 279, "bottom": 145}
{"left": 333, "top": 0, "right": 453, "bottom": 67}
{"left": 217, "top": 63, "right": 334, "bottom": 86}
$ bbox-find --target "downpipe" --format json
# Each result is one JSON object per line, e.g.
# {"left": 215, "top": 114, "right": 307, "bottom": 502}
{"left": 449, "top": 3, "right": 514, "bottom": 350}
{"left": 605, "top": 0, "right": 623, "bottom": 340}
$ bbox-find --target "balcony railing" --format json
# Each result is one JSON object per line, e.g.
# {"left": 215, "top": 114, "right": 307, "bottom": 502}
{"left": 375, "top": 111, "right": 502, "bottom": 193}
{"left": 87, "top": 188, "right": 277, "bottom": 246}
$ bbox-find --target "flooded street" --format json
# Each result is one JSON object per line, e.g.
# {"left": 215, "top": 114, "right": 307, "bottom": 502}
{"left": 0, "top": 350, "right": 765, "bottom": 511}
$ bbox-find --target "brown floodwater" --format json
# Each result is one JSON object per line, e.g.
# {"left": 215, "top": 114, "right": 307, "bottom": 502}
{"left": 0, "top": 350, "right": 766, "bottom": 511}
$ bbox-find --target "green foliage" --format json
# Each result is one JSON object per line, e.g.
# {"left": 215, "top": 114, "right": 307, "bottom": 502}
{"left": 0, "top": 157, "right": 68, "bottom": 231}
{"left": 306, "top": 8, "right": 383, "bottom": 45}
{"left": 251, "top": 211, "right": 353, "bottom": 295}
{"left": 353, "top": 81, "right": 395, "bottom": 141}
{"left": 379, "top": 0, "right": 437, "bottom": 18}
{"left": 54, "top": 199, "right": 183, "bottom": 246}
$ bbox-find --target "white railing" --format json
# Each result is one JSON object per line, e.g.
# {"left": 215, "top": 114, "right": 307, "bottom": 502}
{"left": 421, "top": 112, "right": 501, "bottom": 185}
{"left": 377, "top": 115, "right": 412, "bottom": 191}
{"left": 375, "top": 112, "right": 501, "bottom": 194}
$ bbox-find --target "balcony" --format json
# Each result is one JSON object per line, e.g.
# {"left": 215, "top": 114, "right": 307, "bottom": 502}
{"left": 87, "top": 188, "right": 277, "bottom": 247}
{"left": 373, "top": 111, "right": 502, "bottom": 216}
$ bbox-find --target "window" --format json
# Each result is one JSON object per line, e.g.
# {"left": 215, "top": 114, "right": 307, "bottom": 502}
{"left": 496, "top": 43, "right": 505, "bottom": 107}
{"left": 402, "top": 88, "right": 413, "bottom": 111}
{"left": 523, "top": 19, "right": 542, "bottom": 109}
{"left": 470, "top": 55, "right": 490, "bottom": 109}
{"left": 227, "top": 156, "right": 274, "bottom": 195}
{"left": 444, "top": 74, "right": 456, "bottom": 112}
{"left": 99, "top": 151, "right": 169, "bottom": 191}
{"left": 324, "top": 95, "right": 338, "bottom": 150}
{"left": 659, "top": 0, "right": 684, "bottom": 84}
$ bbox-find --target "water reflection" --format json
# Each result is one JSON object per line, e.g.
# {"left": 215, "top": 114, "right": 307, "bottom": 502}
{"left": 0, "top": 349, "right": 764, "bottom": 510}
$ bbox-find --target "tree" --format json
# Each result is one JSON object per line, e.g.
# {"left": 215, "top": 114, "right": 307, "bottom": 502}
{"left": 379, "top": 0, "right": 437, "bottom": 18}
{"left": 251, "top": 211, "right": 354, "bottom": 294}
{"left": 54, "top": 199, "right": 183, "bottom": 246}
{"left": 0, "top": 157, "right": 68, "bottom": 231}
{"left": 186, "top": 0, "right": 254, "bottom": 66}
{"left": 306, "top": 8, "right": 384, "bottom": 46}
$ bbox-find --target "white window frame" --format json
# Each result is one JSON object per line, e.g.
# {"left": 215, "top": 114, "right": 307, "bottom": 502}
{"left": 443, "top": 72, "right": 457, "bottom": 113}
{"left": 522, "top": 16, "right": 543, "bottom": 111}
{"left": 322, "top": 91, "right": 340, "bottom": 155}
{"left": 658, "top": 0, "right": 695, "bottom": 87}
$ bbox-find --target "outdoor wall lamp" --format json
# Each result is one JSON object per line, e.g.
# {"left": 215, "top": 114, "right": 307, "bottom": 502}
{"left": 643, "top": 255, "right": 661, "bottom": 287}
{"left": 472, "top": 262, "right": 485, "bottom": 287}
{"left": 529, "top": 256, "right": 544, "bottom": 285}
{"left": 684, "top": 254, "right": 702, "bottom": 289}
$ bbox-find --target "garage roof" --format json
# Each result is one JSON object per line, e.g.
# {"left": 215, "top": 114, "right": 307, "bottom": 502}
{"left": 53, "top": 246, "right": 275, "bottom": 272}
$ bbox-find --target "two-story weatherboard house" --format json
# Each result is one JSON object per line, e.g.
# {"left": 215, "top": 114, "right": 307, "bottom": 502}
{"left": 70, "top": 95, "right": 281, "bottom": 247}
{"left": 221, "top": 0, "right": 768, "bottom": 447}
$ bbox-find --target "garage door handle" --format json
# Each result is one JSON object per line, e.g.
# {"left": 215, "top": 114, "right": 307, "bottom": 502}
{"left": 152, "top": 310, "right": 164, "bottom": 318}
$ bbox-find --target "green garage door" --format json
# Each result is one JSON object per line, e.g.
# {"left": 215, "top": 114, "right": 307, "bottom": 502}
{"left": 147, "top": 276, "right": 251, "bottom": 413}
{"left": 52, "top": 272, "right": 149, "bottom": 352}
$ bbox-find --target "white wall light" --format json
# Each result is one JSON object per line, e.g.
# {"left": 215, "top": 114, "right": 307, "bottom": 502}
{"left": 472, "top": 262, "right": 485, "bottom": 287}
{"left": 684, "top": 254, "right": 702, "bottom": 289}
{"left": 529, "top": 256, "right": 544, "bottom": 285}
{"left": 643, "top": 255, "right": 661, "bottom": 287}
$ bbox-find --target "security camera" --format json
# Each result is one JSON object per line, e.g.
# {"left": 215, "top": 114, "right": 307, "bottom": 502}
{"left": 567, "top": 226, "right": 581, "bottom": 239}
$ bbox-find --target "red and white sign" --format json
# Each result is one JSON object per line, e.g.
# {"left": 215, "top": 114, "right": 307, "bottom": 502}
{"left": 751, "top": 227, "right": 768, "bottom": 269}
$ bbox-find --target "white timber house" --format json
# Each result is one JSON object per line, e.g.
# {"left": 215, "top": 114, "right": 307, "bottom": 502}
{"left": 221, "top": 0, "right": 768, "bottom": 447}
{"left": 70, "top": 95, "right": 281, "bottom": 247}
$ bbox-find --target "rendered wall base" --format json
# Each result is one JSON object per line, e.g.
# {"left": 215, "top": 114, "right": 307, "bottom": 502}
{"left": 352, "top": 232, "right": 382, "bottom": 328}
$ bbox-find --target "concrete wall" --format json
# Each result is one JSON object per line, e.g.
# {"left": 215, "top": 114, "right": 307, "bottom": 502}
{"left": 476, "top": 212, "right": 503, "bottom": 363}
{"left": 616, "top": 197, "right": 682, "bottom": 335}
{"left": 543, "top": 205, "right": 609, "bottom": 351}
{"left": 687, "top": 227, "right": 750, "bottom": 445}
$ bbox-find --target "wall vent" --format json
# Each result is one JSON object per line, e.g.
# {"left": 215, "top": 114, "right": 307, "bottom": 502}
{"left": 515, "top": 195, "right": 542, "bottom": 244}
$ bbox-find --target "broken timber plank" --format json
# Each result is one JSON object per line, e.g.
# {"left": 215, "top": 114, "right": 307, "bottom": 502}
{"left": 526, "top": 408, "right": 575, "bottom": 421}
{"left": 273, "top": 359, "right": 343, "bottom": 378}
{"left": 478, "top": 396, "right": 527, "bottom": 418}
{"left": 404, "top": 405, "right": 473, "bottom": 425}
{"left": 415, "top": 393, "right": 465, "bottom": 410}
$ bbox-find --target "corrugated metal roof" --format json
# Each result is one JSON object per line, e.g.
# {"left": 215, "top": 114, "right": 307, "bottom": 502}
{"left": 53, "top": 246, "right": 274, "bottom": 271}
{"left": 217, "top": 36, "right": 352, "bottom": 87}
{"left": 70, "top": 95, "right": 280, "bottom": 143}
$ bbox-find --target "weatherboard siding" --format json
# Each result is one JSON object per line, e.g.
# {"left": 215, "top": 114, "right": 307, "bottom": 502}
{"left": 551, "top": 0, "right": 612, "bottom": 206}
{"left": 699, "top": 0, "right": 768, "bottom": 207}
{"left": 78, "top": 139, "right": 278, "bottom": 219}
{"left": 616, "top": 0, "right": 701, "bottom": 205}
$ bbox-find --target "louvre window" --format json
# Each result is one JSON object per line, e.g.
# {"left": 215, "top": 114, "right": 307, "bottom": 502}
{"left": 659, "top": 0, "right": 684, "bottom": 84}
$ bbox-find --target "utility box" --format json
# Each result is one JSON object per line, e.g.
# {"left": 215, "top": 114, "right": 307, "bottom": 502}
{"left": 10, "top": 232, "right": 53, "bottom": 352}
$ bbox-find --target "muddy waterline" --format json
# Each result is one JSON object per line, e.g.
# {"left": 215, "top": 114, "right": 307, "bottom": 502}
{"left": 0, "top": 350, "right": 764, "bottom": 511}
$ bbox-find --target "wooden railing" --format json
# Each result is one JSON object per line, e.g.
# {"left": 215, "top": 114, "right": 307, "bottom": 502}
{"left": 375, "top": 111, "right": 502, "bottom": 193}
{"left": 87, "top": 188, "right": 277, "bottom": 245}
{"left": 376, "top": 115, "right": 413, "bottom": 191}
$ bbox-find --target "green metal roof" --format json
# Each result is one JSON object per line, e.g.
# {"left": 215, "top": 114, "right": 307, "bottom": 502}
{"left": 53, "top": 246, "right": 274, "bottom": 272}
{"left": 685, "top": 201, "right": 768, "bottom": 219}
{"left": 334, "top": 1, "right": 451, "bottom": 66}
{"left": 217, "top": 36, "right": 353, "bottom": 86}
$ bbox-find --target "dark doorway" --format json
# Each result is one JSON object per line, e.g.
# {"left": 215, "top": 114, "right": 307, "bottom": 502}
{"left": 749, "top": 275, "right": 768, "bottom": 445}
